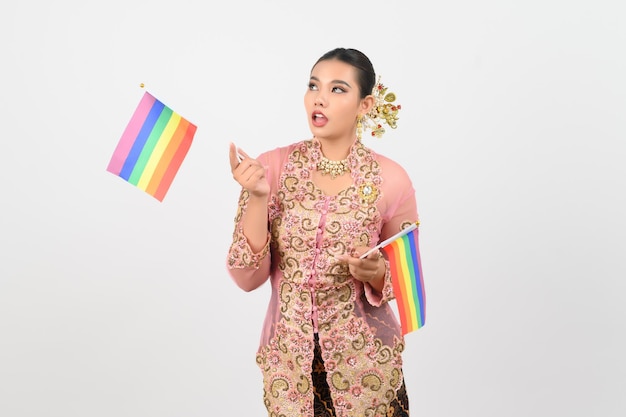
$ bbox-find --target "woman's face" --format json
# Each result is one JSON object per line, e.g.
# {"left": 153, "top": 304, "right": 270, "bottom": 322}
{"left": 304, "top": 59, "right": 366, "bottom": 143}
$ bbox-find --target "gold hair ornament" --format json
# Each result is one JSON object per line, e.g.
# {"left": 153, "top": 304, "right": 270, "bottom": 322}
{"left": 361, "top": 77, "right": 401, "bottom": 138}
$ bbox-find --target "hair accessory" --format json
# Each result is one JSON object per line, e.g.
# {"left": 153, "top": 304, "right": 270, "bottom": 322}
{"left": 363, "top": 77, "right": 401, "bottom": 138}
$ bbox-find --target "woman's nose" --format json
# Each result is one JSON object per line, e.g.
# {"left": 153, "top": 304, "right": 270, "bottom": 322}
{"left": 314, "top": 93, "right": 326, "bottom": 107}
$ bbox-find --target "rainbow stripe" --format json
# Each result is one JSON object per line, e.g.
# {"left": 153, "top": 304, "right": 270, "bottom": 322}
{"left": 380, "top": 223, "right": 426, "bottom": 335}
{"left": 107, "top": 92, "right": 197, "bottom": 201}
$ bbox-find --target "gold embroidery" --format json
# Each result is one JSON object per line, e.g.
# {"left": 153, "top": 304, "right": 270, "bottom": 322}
{"left": 358, "top": 182, "right": 379, "bottom": 205}
{"left": 256, "top": 139, "right": 405, "bottom": 416}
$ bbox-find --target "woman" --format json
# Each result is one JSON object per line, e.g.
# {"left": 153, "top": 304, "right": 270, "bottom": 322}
{"left": 227, "top": 47, "right": 419, "bottom": 417}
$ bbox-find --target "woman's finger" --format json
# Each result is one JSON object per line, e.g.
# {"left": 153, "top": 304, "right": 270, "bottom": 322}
{"left": 243, "top": 164, "right": 265, "bottom": 184}
{"left": 237, "top": 147, "right": 251, "bottom": 160}
{"left": 365, "top": 250, "right": 382, "bottom": 260}
{"left": 229, "top": 143, "right": 241, "bottom": 170}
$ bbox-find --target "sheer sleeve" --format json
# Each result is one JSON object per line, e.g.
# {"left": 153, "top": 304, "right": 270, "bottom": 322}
{"left": 364, "top": 155, "right": 420, "bottom": 306}
{"left": 226, "top": 188, "right": 271, "bottom": 292}
{"left": 225, "top": 146, "right": 289, "bottom": 292}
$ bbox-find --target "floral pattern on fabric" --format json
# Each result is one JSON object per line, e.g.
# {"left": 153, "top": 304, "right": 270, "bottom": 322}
{"left": 228, "top": 139, "right": 418, "bottom": 417}
{"left": 227, "top": 189, "right": 271, "bottom": 269}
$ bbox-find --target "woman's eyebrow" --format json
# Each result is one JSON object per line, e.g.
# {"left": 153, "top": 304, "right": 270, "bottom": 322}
{"left": 309, "top": 76, "right": 352, "bottom": 88}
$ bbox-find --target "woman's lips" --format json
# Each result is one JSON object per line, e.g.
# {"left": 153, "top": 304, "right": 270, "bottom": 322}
{"left": 312, "top": 111, "right": 328, "bottom": 127}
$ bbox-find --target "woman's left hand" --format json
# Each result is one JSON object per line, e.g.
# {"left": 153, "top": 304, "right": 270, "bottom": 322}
{"left": 338, "top": 246, "right": 385, "bottom": 291}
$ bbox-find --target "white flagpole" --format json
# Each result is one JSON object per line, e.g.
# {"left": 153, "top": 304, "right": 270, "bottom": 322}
{"left": 359, "top": 221, "right": 419, "bottom": 259}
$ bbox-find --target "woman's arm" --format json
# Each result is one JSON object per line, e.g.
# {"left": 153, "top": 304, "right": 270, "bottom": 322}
{"left": 226, "top": 144, "right": 272, "bottom": 291}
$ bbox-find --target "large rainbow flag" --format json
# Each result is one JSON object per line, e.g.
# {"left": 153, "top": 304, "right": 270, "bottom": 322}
{"left": 107, "top": 91, "right": 197, "bottom": 201}
{"left": 362, "top": 222, "right": 425, "bottom": 335}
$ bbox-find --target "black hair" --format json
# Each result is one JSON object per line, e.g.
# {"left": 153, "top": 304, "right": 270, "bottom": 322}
{"left": 313, "top": 48, "right": 376, "bottom": 99}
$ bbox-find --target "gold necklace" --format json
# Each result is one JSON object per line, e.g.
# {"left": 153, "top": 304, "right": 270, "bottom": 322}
{"left": 316, "top": 156, "right": 350, "bottom": 179}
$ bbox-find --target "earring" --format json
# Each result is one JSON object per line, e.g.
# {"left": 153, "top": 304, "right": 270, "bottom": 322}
{"left": 356, "top": 114, "right": 363, "bottom": 141}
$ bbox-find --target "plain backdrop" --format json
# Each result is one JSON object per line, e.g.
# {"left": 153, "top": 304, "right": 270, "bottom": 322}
{"left": 1, "top": 1, "right": 625, "bottom": 416}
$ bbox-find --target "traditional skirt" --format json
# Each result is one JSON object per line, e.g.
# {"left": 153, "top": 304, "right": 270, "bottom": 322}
{"left": 312, "top": 335, "right": 410, "bottom": 417}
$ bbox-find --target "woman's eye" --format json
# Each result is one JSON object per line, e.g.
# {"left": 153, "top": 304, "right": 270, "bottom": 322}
{"left": 332, "top": 86, "right": 345, "bottom": 93}
{"left": 308, "top": 83, "right": 318, "bottom": 91}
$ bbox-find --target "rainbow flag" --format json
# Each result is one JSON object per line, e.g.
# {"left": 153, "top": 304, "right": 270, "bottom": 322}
{"left": 363, "top": 222, "right": 425, "bottom": 335}
{"left": 107, "top": 91, "right": 197, "bottom": 201}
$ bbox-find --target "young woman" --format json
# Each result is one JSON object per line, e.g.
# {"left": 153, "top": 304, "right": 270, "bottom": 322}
{"left": 227, "top": 47, "right": 419, "bottom": 417}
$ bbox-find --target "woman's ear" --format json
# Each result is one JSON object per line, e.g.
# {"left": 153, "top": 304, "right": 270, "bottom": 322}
{"left": 360, "top": 95, "right": 375, "bottom": 114}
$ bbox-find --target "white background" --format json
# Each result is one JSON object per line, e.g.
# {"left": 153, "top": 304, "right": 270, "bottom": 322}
{"left": 1, "top": 1, "right": 625, "bottom": 416}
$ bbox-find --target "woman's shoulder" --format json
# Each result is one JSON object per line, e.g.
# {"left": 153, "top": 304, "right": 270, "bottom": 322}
{"left": 369, "top": 148, "right": 412, "bottom": 181}
{"left": 368, "top": 148, "right": 416, "bottom": 205}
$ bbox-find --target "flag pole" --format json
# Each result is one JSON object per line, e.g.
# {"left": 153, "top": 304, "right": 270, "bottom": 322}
{"left": 359, "top": 221, "right": 419, "bottom": 259}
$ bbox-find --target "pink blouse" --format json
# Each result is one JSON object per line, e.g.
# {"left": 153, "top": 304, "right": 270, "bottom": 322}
{"left": 227, "top": 138, "right": 419, "bottom": 417}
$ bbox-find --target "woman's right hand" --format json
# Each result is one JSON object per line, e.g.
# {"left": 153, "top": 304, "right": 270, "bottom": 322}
{"left": 229, "top": 143, "right": 270, "bottom": 198}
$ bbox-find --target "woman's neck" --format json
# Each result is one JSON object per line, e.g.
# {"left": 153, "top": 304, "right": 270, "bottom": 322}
{"left": 316, "top": 136, "right": 357, "bottom": 161}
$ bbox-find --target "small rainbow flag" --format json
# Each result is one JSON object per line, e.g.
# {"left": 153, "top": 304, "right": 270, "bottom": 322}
{"left": 107, "top": 91, "right": 197, "bottom": 201}
{"left": 362, "top": 222, "right": 425, "bottom": 335}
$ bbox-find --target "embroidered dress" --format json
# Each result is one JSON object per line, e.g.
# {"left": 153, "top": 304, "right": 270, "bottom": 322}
{"left": 227, "top": 138, "right": 419, "bottom": 417}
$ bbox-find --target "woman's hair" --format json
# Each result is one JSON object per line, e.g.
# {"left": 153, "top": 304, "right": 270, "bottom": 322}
{"left": 313, "top": 48, "right": 376, "bottom": 99}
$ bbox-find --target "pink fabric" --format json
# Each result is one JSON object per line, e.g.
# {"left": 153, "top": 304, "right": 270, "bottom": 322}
{"left": 226, "top": 138, "right": 420, "bottom": 417}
